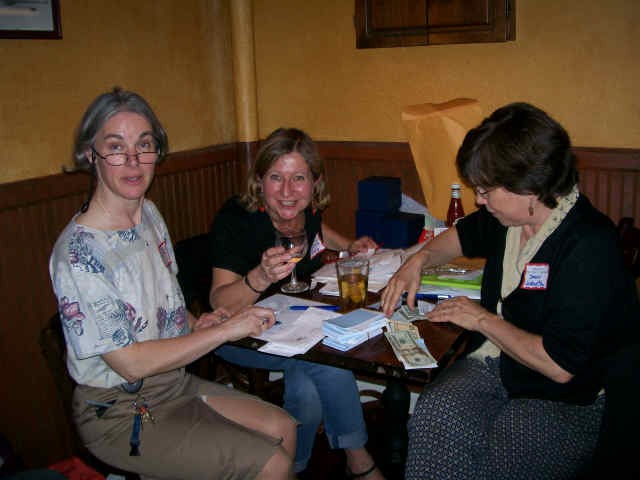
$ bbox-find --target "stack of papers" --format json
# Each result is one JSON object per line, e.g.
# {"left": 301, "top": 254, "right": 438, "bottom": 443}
{"left": 254, "top": 294, "right": 341, "bottom": 357}
{"left": 322, "top": 308, "right": 387, "bottom": 351}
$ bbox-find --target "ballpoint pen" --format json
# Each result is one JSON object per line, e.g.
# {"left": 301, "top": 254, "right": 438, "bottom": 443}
{"left": 408, "top": 292, "right": 452, "bottom": 302}
{"left": 418, "top": 293, "right": 452, "bottom": 300}
{"left": 289, "top": 305, "right": 340, "bottom": 311}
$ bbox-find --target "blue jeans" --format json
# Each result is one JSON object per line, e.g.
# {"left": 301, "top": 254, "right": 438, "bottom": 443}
{"left": 215, "top": 344, "right": 368, "bottom": 472}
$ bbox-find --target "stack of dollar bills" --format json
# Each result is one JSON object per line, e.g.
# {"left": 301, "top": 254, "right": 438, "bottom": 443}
{"left": 322, "top": 308, "right": 387, "bottom": 351}
{"left": 385, "top": 310, "right": 438, "bottom": 369}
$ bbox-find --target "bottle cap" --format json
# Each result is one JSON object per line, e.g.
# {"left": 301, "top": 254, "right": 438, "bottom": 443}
{"left": 451, "top": 183, "right": 461, "bottom": 189}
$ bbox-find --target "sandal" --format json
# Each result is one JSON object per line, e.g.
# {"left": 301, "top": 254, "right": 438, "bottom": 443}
{"left": 345, "top": 463, "right": 379, "bottom": 479}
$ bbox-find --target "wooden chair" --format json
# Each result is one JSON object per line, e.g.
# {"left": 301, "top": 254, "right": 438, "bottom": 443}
{"left": 581, "top": 342, "right": 640, "bottom": 479}
{"left": 618, "top": 217, "right": 640, "bottom": 272}
{"left": 580, "top": 218, "right": 640, "bottom": 477}
{"left": 39, "top": 313, "right": 140, "bottom": 480}
{"left": 618, "top": 217, "right": 640, "bottom": 297}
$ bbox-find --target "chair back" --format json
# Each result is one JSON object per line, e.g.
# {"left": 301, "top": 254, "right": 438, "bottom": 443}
{"left": 618, "top": 217, "right": 640, "bottom": 278}
{"left": 40, "top": 313, "right": 78, "bottom": 444}
{"left": 39, "top": 313, "right": 140, "bottom": 479}
{"left": 174, "top": 233, "right": 212, "bottom": 315}
{"left": 586, "top": 343, "right": 640, "bottom": 479}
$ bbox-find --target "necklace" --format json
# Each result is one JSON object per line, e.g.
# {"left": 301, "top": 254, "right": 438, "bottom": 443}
{"left": 94, "top": 195, "right": 137, "bottom": 230}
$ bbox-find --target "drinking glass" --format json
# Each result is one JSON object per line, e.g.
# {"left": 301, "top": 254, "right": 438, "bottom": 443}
{"left": 275, "top": 230, "right": 309, "bottom": 293}
{"left": 335, "top": 258, "right": 369, "bottom": 310}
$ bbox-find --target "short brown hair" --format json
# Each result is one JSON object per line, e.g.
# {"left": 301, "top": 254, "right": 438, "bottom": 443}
{"left": 456, "top": 102, "right": 578, "bottom": 209}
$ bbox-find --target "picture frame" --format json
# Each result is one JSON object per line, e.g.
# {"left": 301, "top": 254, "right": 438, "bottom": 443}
{"left": 0, "top": 0, "right": 61, "bottom": 39}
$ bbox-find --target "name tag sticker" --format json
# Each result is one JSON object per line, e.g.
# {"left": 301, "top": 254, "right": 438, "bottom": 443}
{"left": 521, "top": 263, "right": 549, "bottom": 290}
{"left": 309, "top": 233, "right": 326, "bottom": 260}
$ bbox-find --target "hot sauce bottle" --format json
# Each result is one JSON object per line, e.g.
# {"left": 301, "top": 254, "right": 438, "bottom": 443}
{"left": 446, "top": 183, "right": 465, "bottom": 227}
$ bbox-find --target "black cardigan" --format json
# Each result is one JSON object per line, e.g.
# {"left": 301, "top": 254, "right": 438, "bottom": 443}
{"left": 456, "top": 195, "right": 640, "bottom": 405}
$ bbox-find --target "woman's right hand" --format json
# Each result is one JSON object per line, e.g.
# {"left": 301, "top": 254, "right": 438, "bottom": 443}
{"left": 257, "top": 246, "right": 296, "bottom": 285}
{"left": 218, "top": 306, "right": 277, "bottom": 341}
{"left": 381, "top": 251, "right": 425, "bottom": 317}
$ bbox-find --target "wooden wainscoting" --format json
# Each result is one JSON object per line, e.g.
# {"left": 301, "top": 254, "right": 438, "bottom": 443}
{"left": 0, "top": 140, "right": 637, "bottom": 468}
{"left": 0, "top": 144, "right": 245, "bottom": 468}
{"left": 575, "top": 147, "right": 640, "bottom": 225}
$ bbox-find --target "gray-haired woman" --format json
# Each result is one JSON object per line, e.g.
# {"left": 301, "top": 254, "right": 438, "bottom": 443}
{"left": 50, "top": 87, "right": 297, "bottom": 479}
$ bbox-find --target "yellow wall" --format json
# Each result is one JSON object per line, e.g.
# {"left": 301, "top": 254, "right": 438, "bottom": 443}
{"left": 253, "top": 0, "right": 639, "bottom": 147}
{"left": 0, "top": 0, "right": 236, "bottom": 184}
{"left": 2, "top": 1, "right": 638, "bottom": 185}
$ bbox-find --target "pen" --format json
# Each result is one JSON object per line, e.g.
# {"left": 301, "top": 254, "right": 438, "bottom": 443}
{"left": 415, "top": 293, "right": 452, "bottom": 301}
{"left": 402, "top": 292, "right": 452, "bottom": 302}
{"left": 289, "top": 305, "right": 340, "bottom": 311}
{"left": 86, "top": 399, "right": 116, "bottom": 408}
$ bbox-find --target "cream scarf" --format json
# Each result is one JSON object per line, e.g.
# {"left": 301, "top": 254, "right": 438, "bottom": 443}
{"left": 497, "top": 184, "right": 580, "bottom": 316}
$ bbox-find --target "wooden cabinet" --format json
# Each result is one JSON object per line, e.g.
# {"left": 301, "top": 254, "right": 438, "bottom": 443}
{"left": 355, "top": 0, "right": 515, "bottom": 49}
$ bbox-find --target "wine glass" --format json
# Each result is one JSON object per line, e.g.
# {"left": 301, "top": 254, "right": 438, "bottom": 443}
{"left": 275, "top": 230, "right": 309, "bottom": 293}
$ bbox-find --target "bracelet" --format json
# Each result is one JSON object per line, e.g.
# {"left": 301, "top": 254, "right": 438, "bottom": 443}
{"left": 244, "top": 274, "right": 265, "bottom": 294}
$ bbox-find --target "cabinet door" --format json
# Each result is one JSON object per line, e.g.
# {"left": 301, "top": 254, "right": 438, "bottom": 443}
{"left": 355, "top": 0, "right": 515, "bottom": 49}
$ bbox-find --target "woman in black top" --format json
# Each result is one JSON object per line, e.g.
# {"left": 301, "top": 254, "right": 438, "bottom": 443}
{"left": 209, "top": 128, "right": 383, "bottom": 478}
{"left": 382, "top": 103, "right": 639, "bottom": 479}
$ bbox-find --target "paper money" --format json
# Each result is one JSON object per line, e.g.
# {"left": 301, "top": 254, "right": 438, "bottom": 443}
{"left": 385, "top": 330, "right": 438, "bottom": 369}
{"left": 399, "top": 304, "right": 428, "bottom": 321}
{"left": 386, "top": 318, "right": 420, "bottom": 336}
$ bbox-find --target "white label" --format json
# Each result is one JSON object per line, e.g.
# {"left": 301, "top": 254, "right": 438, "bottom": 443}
{"left": 521, "top": 263, "right": 549, "bottom": 290}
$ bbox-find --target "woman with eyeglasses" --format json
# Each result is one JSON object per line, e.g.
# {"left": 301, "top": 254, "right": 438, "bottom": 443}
{"left": 49, "top": 87, "right": 297, "bottom": 479}
{"left": 381, "top": 103, "right": 639, "bottom": 479}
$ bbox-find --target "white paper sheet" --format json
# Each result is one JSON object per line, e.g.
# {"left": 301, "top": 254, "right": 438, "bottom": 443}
{"left": 253, "top": 294, "right": 341, "bottom": 356}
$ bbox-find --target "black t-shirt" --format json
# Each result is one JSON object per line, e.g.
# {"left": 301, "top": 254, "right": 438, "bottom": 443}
{"left": 456, "top": 195, "right": 640, "bottom": 405}
{"left": 209, "top": 196, "right": 324, "bottom": 292}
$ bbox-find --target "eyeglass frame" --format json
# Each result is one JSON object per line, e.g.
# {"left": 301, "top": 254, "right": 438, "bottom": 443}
{"left": 90, "top": 145, "right": 159, "bottom": 166}
{"left": 474, "top": 186, "right": 496, "bottom": 199}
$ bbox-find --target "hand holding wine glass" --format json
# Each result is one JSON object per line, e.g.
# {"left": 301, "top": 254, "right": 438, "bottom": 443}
{"left": 275, "top": 229, "right": 309, "bottom": 293}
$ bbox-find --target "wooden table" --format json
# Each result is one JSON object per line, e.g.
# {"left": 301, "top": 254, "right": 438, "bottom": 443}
{"left": 230, "top": 284, "right": 469, "bottom": 468}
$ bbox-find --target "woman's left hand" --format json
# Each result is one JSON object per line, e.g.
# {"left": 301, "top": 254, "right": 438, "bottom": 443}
{"left": 192, "top": 307, "right": 231, "bottom": 331}
{"left": 348, "top": 236, "right": 378, "bottom": 254}
{"left": 427, "top": 296, "right": 492, "bottom": 332}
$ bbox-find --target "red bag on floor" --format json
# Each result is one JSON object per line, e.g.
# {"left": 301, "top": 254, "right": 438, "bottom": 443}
{"left": 48, "top": 456, "right": 105, "bottom": 480}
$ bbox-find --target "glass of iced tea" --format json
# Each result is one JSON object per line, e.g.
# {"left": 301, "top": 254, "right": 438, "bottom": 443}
{"left": 335, "top": 258, "right": 369, "bottom": 311}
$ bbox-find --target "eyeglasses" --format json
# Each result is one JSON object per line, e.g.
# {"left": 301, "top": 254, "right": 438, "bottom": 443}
{"left": 474, "top": 187, "right": 495, "bottom": 199}
{"left": 91, "top": 143, "right": 158, "bottom": 166}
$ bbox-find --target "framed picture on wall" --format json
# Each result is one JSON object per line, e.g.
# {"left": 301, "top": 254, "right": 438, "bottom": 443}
{"left": 0, "top": 0, "right": 61, "bottom": 39}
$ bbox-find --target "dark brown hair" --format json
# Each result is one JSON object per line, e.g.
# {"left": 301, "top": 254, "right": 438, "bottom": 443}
{"left": 456, "top": 102, "right": 578, "bottom": 208}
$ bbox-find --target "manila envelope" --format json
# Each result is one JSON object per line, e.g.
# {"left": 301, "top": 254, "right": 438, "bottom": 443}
{"left": 402, "top": 98, "right": 484, "bottom": 222}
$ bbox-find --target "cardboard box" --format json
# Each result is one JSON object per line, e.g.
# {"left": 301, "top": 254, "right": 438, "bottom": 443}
{"left": 356, "top": 210, "right": 423, "bottom": 248}
{"left": 357, "top": 176, "right": 401, "bottom": 213}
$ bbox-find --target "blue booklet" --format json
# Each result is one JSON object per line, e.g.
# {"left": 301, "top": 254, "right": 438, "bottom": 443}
{"left": 322, "top": 328, "right": 384, "bottom": 351}
{"left": 323, "top": 308, "right": 387, "bottom": 339}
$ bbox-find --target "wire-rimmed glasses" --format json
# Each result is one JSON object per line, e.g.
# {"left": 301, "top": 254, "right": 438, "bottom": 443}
{"left": 275, "top": 230, "right": 309, "bottom": 294}
{"left": 91, "top": 143, "right": 159, "bottom": 166}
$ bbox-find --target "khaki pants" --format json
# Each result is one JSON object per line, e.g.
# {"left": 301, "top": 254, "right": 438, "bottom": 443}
{"left": 73, "top": 369, "right": 287, "bottom": 479}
